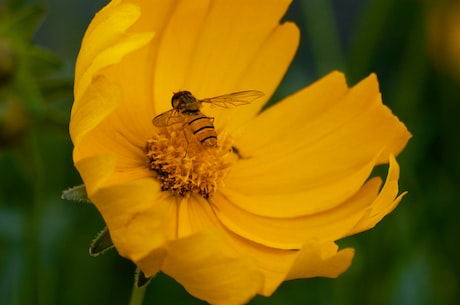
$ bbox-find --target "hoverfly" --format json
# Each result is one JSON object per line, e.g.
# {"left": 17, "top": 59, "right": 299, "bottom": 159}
{"left": 152, "top": 90, "right": 264, "bottom": 147}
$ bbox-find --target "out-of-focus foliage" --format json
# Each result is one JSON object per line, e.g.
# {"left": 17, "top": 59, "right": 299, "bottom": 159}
{"left": 0, "top": 0, "right": 459, "bottom": 305}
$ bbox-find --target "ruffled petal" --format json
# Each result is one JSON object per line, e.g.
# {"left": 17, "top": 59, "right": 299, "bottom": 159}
{"left": 346, "top": 154, "right": 406, "bottom": 236}
{"left": 214, "top": 176, "right": 382, "bottom": 249}
{"left": 162, "top": 230, "right": 264, "bottom": 305}
{"left": 215, "top": 155, "right": 402, "bottom": 249}
{"left": 286, "top": 241, "right": 354, "bottom": 280}
{"left": 224, "top": 72, "right": 411, "bottom": 217}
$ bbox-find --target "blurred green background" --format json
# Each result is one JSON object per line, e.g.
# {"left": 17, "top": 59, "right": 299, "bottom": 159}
{"left": 1, "top": 0, "right": 459, "bottom": 304}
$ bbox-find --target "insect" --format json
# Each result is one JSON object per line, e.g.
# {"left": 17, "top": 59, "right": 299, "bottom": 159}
{"left": 152, "top": 90, "right": 264, "bottom": 147}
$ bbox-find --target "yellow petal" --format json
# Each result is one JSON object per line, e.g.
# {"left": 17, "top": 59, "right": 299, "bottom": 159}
{"left": 211, "top": 22, "right": 300, "bottom": 134}
{"left": 162, "top": 230, "right": 264, "bottom": 305}
{"left": 73, "top": 92, "right": 155, "bottom": 187}
{"left": 74, "top": 0, "right": 155, "bottom": 102}
{"left": 214, "top": 176, "right": 382, "bottom": 249}
{"left": 75, "top": 2, "right": 141, "bottom": 83}
{"left": 224, "top": 72, "right": 411, "bottom": 217}
{"left": 223, "top": 156, "right": 378, "bottom": 218}
{"left": 70, "top": 75, "right": 121, "bottom": 148}
{"left": 90, "top": 179, "right": 170, "bottom": 276}
{"left": 72, "top": 74, "right": 155, "bottom": 189}
{"left": 74, "top": 153, "right": 115, "bottom": 196}
{"left": 76, "top": 31, "right": 154, "bottom": 102}
{"left": 153, "top": 0, "right": 295, "bottom": 115}
{"left": 346, "top": 154, "right": 405, "bottom": 235}
{"left": 220, "top": 230, "right": 353, "bottom": 296}
{"left": 286, "top": 241, "right": 354, "bottom": 280}
{"left": 222, "top": 231, "right": 297, "bottom": 296}
{"left": 175, "top": 194, "right": 224, "bottom": 238}
{"left": 215, "top": 157, "right": 402, "bottom": 249}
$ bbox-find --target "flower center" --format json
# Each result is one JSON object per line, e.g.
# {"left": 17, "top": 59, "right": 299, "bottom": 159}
{"left": 145, "top": 124, "right": 237, "bottom": 198}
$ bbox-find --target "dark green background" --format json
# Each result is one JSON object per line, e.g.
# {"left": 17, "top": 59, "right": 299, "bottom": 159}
{"left": 1, "top": 0, "right": 459, "bottom": 304}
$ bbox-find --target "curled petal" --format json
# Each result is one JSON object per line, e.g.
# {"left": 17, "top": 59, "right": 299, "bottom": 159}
{"left": 346, "top": 154, "right": 406, "bottom": 236}
{"left": 215, "top": 155, "right": 403, "bottom": 250}
{"left": 226, "top": 72, "right": 411, "bottom": 217}
{"left": 286, "top": 241, "right": 354, "bottom": 280}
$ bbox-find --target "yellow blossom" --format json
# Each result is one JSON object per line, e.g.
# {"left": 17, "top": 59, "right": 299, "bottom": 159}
{"left": 70, "top": 0, "right": 411, "bottom": 304}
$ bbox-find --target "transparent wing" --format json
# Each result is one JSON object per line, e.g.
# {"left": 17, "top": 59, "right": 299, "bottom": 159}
{"left": 152, "top": 110, "right": 184, "bottom": 127}
{"left": 200, "top": 90, "right": 264, "bottom": 109}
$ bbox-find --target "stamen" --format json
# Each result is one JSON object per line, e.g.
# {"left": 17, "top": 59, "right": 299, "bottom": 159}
{"left": 145, "top": 125, "right": 237, "bottom": 198}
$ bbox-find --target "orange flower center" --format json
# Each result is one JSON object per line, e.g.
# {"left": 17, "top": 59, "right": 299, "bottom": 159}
{"left": 145, "top": 124, "right": 237, "bottom": 198}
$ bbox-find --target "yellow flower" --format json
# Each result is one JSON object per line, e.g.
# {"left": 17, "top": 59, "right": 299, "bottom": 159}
{"left": 70, "top": 0, "right": 411, "bottom": 304}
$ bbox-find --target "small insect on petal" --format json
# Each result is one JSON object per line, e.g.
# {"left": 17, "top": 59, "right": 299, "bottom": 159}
{"left": 152, "top": 90, "right": 264, "bottom": 148}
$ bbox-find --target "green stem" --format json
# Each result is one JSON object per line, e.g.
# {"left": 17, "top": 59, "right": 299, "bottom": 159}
{"left": 128, "top": 276, "right": 147, "bottom": 305}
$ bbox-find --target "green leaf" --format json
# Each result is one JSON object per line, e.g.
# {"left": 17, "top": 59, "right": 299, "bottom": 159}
{"left": 61, "top": 184, "right": 91, "bottom": 203}
{"left": 89, "top": 227, "right": 114, "bottom": 257}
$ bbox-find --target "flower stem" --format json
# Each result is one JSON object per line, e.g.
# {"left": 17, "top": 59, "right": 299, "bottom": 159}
{"left": 128, "top": 273, "right": 147, "bottom": 305}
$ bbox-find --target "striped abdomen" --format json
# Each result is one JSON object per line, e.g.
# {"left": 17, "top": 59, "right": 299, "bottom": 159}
{"left": 186, "top": 112, "right": 217, "bottom": 147}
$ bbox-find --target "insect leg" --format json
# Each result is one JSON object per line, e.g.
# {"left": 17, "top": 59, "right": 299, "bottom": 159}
{"left": 182, "top": 122, "right": 190, "bottom": 157}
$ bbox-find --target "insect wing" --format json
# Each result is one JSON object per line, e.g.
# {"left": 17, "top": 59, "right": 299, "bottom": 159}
{"left": 200, "top": 90, "right": 264, "bottom": 109}
{"left": 152, "top": 110, "right": 184, "bottom": 127}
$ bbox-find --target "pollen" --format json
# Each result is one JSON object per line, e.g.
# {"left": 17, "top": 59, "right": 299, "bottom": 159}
{"left": 145, "top": 125, "right": 237, "bottom": 199}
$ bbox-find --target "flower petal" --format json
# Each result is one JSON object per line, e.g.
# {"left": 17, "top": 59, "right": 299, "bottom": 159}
{"left": 71, "top": 75, "right": 121, "bottom": 149}
{"left": 74, "top": 1, "right": 154, "bottom": 102}
{"left": 74, "top": 153, "right": 116, "bottom": 196}
{"left": 286, "top": 241, "right": 354, "bottom": 280}
{"left": 162, "top": 230, "right": 264, "bottom": 305}
{"left": 211, "top": 22, "right": 300, "bottom": 134}
{"left": 72, "top": 62, "right": 157, "bottom": 190}
{"left": 219, "top": 231, "right": 296, "bottom": 296}
{"left": 214, "top": 176, "right": 382, "bottom": 249}
{"left": 346, "top": 154, "right": 406, "bottom": 236}
{"left": 225, "top": 72, "right": 411, "bottom": 217}
{"left": 91, "top": 179, "right": 170, "bottom": 276}
{"left": 75, "top": 1, "right": 141, "bottom": 84}
{"left": 152, "top": 0, "right": 296, "bottom": 115}
{"left": 220, "top": 230, "right": 353, "bottom": 296}
{"left": 175, "top": 194, "right": 224, "bottom": 238}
